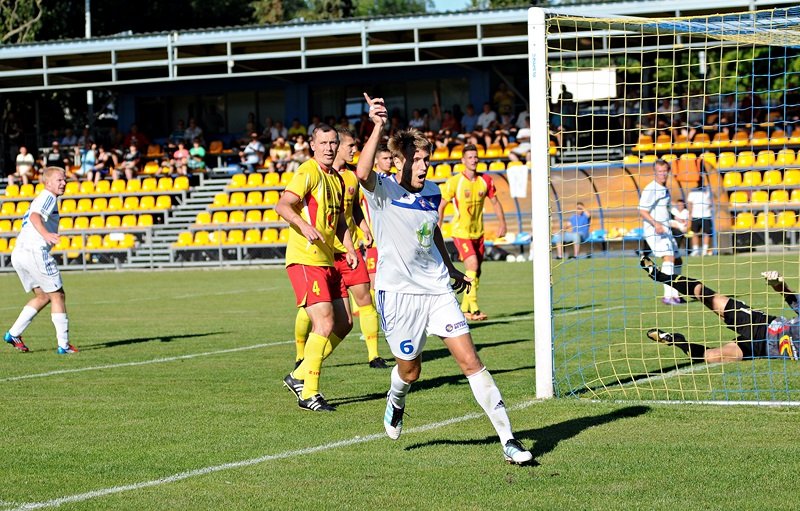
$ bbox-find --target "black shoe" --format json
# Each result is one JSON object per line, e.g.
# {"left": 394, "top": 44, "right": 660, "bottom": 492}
{"left": 298, "top": 394, "right": 337, "bottom": 412}
{"left": 283, "top": 373, "right": 304, "bottom": 401}
{"left": 647, "top": 329, "right": 686, "bottom": 346}
{"left": 294, "top": 358, "right": 303, "bottom": 370}
{"left": 369, "top": 357, "right": 389, "bottom": 369}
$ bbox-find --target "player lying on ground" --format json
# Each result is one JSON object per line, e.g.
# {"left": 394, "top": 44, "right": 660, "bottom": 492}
{"left": 640, "top": 254, "right": 799, "bottom": 363}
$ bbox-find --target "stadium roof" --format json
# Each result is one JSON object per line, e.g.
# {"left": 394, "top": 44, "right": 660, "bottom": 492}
{"left": 0, "top": 0, "right": 795, "bottom": 93}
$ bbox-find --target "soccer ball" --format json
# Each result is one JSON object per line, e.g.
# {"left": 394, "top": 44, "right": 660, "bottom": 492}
{"left": 506, "top": 254, "right": 516, "bottom": 263}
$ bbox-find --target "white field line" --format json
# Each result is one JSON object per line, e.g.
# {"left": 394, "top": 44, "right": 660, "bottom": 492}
{"left": 3, "top": 400, "right": 539, "bottom": 511}
{"left": 618, "top": 361, "right": 719, "bottom": 387}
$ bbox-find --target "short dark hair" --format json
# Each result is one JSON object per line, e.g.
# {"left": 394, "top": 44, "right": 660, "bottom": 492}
{"left": 654, "top": 158, "right": 670, "bottom": 170}
{"left": 336, "top": 127, "right": 355, "bottom": 140}
{"left": 311, "top": 123, "right": 337, "bottom": 141}
{"left": 463, "top": 144, "right": 478, "bottom": 155}
{"left": 376, "top": 144, "right": 390, "bottom": 154}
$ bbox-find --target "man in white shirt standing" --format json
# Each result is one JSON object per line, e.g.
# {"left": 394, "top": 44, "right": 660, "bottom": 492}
{"left": 355, "top": 92, "right": 533, "bottom": 466}
{"left": 687, "top": 185, "right": 714, "bottom": 256}
{"left": 5, "top": 167, "right": 78, "bottom": 354}
{"left": 639, "top": 159, "right": 684, "bottom": 305}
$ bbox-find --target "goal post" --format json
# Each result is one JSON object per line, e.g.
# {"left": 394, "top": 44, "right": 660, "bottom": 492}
{"left": 529, "top": 6, "right": 800, "bottom": 404}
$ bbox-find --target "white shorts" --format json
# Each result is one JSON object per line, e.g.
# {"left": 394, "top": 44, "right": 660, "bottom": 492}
{"left": 644, "top": 231, "right": 679, "bottom": 259}
{"left": 375, "top": 290, "right": 470, "bottom": 361}
{"left": 11, "top": 246, "right": 63, "bottom": 293}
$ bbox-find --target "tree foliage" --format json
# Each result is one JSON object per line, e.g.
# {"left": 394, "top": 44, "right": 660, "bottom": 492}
{"left": 0, "top": 0, "right": 43, "bottom": 43}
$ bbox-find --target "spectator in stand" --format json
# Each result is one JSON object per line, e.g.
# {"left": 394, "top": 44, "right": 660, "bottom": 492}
{"left": 105, "top": 126, "right": 124, "bottom": 151}
{"left": 171, "top": 140, "right": 190, "bottom": 174}
{"left": 288, "top": 133, "right": 310, "bottom": 172}
{"left": 60, "top": 128, "right": 78, "bottom": 147}
{"left": 307, "top": 115, "right": 321, "bottom": 136}
{"left": 115, "top": 144, "right": 141, "bottom": 181}
{"left": 493, "top": 82, "right": 515, "bottom": 119}
{"left": 337, "top": 116, "right": 355, "bottom": 133}
{"left": 188, "top": 138, "right": 206, "bottom": 174}
{"left": 356, "top": 112, "right": 374, "bottom": 143}
{"left": 88, "top": 145, "right": 113, "bottom": 184}
{"left": 77, "top": 126, "right": 93, "bottom": 147}
{"left": 261, "top": 117, "right": 274, "bottom": 143}
{"left": 476, "top": 102, "right": 497, "bottom": 131}
{"left": 408, "top": 109, "right": 426, "bottom": 130}
{"left": 239, "top": 132, "right": 265, "bottom": 173}
{"left": 169, "top": 120, "right": 186, "bottom": 144}
{"left": 183, "top": 118, "right": 203, "bottom": 145}
{"left": 268, "top": 136, "right": 292, "bottom": 173}
{"left": 553, "top": 202, "right": 591, "bottom": 259}
{"left": 123, "top": 124, "right": 150, "bottom": 151}
{"left": 428, "top": 95, "right": 443, "bottom": 133}
{"left": 461, "top": 104, "right": 478, "bottom": 134}
{"left": 669, "top": 199, "right": 691, "bottom": 255}
{"left": 287, "top": 118, "right": 306, "bottom": 139}
{"left": 687, "top": 185, "right": 714, "bottom": 257}
{"left": 440, "top": 110, "right": 461, "bottom": 135}
{"left": 385, "top": 115, "right": 403, "bottom": 138}
{"left": 9, "top": 146, "right": 35, "bottom": 186}
{"left": 41, "top": 141, "right": 71, "bottom": 171}
{"left": 5, "top": 113, "right": 23, "bottom": 163}
{"left": 75, "top": 142, "right": 96, "bottom": 181}
{"left": 515, "top": 110, "right": 529, "bottom": 131}
{"left": 270, "top": 120, "right": 288, "bottom": 142}
{"left": 509, "top": 127, "right": 531, "bottom": 164}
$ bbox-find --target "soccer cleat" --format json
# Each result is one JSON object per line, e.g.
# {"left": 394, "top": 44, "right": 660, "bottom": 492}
{"left": 647, "top": 329, "right": 686, "bottom": 346}
{"left": 639, "top": 254, "right": 658, "bottom": 278}
{"left": 294, "top": 358, "right": 303, "bottom": 370}
{"left": 369, "top": 357, "right": 389, "bottom": 369}
{"left": 283, "top": 373, "right": 304, "bottom": 401}
{"left": 383, "top": 396, "right": 405, "bottom": 440}
{"left": 56, "top": 344, "right": 79, "bottom": 354}
{"left": 4, "top": 332, "right": 29, "bottom": 352}
{"left": 298, "top": 393, "right": 336, "bottom": 412}
{"left": 503, "top": 439, "right": 533, "bottom": 465}
{"left": 661, "top": 297, "right": 685, "bottom": 306}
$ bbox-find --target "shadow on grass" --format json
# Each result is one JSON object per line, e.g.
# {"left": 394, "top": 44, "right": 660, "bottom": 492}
{"left": 572, "top": 361, "right": 696, "bottom": 397}
{"left": 81, "top": 331, "right": 226, "bottom": 351}
{"left": 404, "top": 405, "right": 650, "bottom": 465}
{"left": 329, "top": 365, "right": 532, "bottom": 407}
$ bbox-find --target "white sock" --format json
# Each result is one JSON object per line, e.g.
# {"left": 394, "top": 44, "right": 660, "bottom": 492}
{"left": 51, "top": 313, "right": 69, "bottom": 348}
{"left": 388, "top": 365, "right": 411, "bottom": 409}
{"left": 661, "top": 261, "right": 676, "bottom": 299}
{"left": 9, "top": 306, "right": 38, "bottom": 337}
{"left": 467, "top": 367, "right": 514, "bottom": 445}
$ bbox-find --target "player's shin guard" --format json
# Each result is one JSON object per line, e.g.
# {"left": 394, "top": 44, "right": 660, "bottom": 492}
{"left": 462, "top": 270, "right": 479, "bottom": 313}
{"left": 9, "top": 305, "right": 38, "bottom": 337}
{"left": 467, "top": 367, "right": 514, "bottom": 445}
{"left": 51, "top": 313, "right": 69, "bottom": 349}
{"left": 294, "top": 308, "right": 311, "bottom": 362}
{"left": 295, "top": 332, "right": 326, "bottom": 399}
{"left": 388, "top": 365, "right": 411, "bottom": 409}
{"left": 359, "top": 303, "right": 380, "bottom": 361}
{"left": 321, "top": 333, "right": 343, "bottom": 360}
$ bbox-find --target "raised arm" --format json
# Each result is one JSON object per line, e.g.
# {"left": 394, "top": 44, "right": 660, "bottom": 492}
{"left": 355, "top": 93, "right": 388, "bottom": 192}
{"left": 763, "top": 271, "right": 800, "bottom": 312}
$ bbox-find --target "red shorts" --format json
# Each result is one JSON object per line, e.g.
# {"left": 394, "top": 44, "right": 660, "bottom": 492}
{"left": 364, "top": 247, "right": 378, "bottom": 275}
{"left": 334, "top": 251, "right": 370, "bottom": 287}
{"left": 286, "top": 264, "right": 347, "bottom": 307}
{"left": 453, "top": 236, "right": 485, "bottom": 263}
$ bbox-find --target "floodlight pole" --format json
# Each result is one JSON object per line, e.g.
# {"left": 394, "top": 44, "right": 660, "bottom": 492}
{"left": 528, "top": 7, "right": 555, "bottom": 400}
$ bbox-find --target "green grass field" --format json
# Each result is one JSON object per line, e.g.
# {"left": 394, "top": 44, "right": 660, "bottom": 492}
{"left": 1, "top": 259, "right": 799, "bottom": 510}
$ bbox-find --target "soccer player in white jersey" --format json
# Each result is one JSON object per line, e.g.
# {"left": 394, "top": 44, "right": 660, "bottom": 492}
{"left": 4, "top": 167, "right": 78, "bottom": 354}
{"left": 639, "top": 159, "right": 684, "bottom": 305}
{"left": 355, "top": 93, "right": 533, "bottom": 465}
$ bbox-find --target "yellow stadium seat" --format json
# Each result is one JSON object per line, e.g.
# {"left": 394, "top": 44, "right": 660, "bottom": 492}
{"left": 623, "top": 154, "right": 640, "bottom": 165}
{"left": 193, "top": 231, "right": 210, "bottom": 246}
{"left": 157, "top": 177, "right": 173, "bottom": 191}
{"left": 777, "top": 211, "right": 797, "bottom": 228}
{"left": 209, "top": 230, "right": 226, "bottom": 244}
{"left": 247, "top": 173, "right": 264, "bottom": 187}
{"left": 448, "top": 145, "right": 464, "bottom": 160}
{"left": 7, "top": 237, "right": 16, "bottom": 250}
{"left": 751, "top": 130, "right": 769, "bottom": 146}
{"left": 156, "top": 196, "right": 172, "bottom": 210}
{"left": 741, "top": 171, "right": 762, "bottom": 188}
{"left": 771, "top": 130, "right": 788, "bottom": 145}
{"left": 673, "top": 134, "right": 690, "bottom": 150}
{"left": 230, "top": 174, "right": 247, "bottom": 188}
{"left": 137, "top": 214, "right": 153, "bottom": 227}
{"left": 489, "top": 161, "right": 506, "bottom": 171}
{"left": 229, "top": 210, "right": 245, "bottom": 224}
{"left": 476, "top": 162, "right": 489, "bottom": 172}
{"left": 245, "top": 210, "right": 262, "bottom": 223}
{"left": 264, "top": 172, "right": 280, "bottom": 187}
{"left": 102, "top": 234, "right": 118, "bottom": 249}
{"left": 175, "top": 232, "right": 193, "bottom": 246}
{"left": 121, "top": 215, "right": 137, "bottom": 228}
{"left": 212, "top": 193, "right": 229, "bottom": 207}
{"left": 717, "top": 152, "right": 736, "bottom": 169}
{"left": 263, "top": 190, "right": 280, "bottom": 205}
{"left": 120, "top": 233, "right": 136, "bottom": 248}
{"left": 107, "top": 197, "right": 123, "bottom": 212}
{"left": 0, "top": 238, "right": 7, "bottom": 252}
{"left": 195, "top": 211, "right": 211, "bottom": 225}
{"left": 95, "top": 180, "right": 111, "bottom": 194}
{"left": 17, "top": 184, "right": 34, "bottom": 198}
{"left": 111, "top": 180, "right": 126, "bottom": 193}
{"left": 734, "top": 212, "right": 754, "bottom": 230}
{"left": 105, "top": 215, "right": 121, "bottom": 229}
{"left": 639, "top": 154, "right": 657, "bottom": 164}
{"left": 244, "top": 228, "right": 261, "bottom": 244}
{"left": 723, "top": 172, "right": 742, "bottom": 189}
{"left": 762, "top": 170, "right": 782, "bottom": 187}
{"left": 434, "top": 164, "right": 452, "bottom": 179}
{"left": 452, "top": 163, "right": 466, "bottom": 173}
{"left": 139, "top": 196, "right": 156, "bottom": 210}
{"left": 64, "top": 182, "right": 80, "bottom": 196}
{"left": 280, "top": 172, "right": 295, "bottom": 186}
{"left": 208, "top": 140, "right": 224, "bottom": 154}
{"left": 711, "top": 132, "right": 730, "bottom": 148}
{"left": 12, "top": 219, "right": 22, "bottom": 231}
{"left": 690, "top": 133, "right": 711, "bottom": 149}
{"left": 474, "top": 144, "right": 486, "bottom": 158}
{"left": 147, "top": 144, "right": 164, "bottom": 158}
{"left": 770, "top": 190, "right": 789, "bottom": 203}
{"left": 791, "top": 190, "right": 800, "bottom": 203}
{"left": 86, "top": 234, "right": 103, "bottom": 249}
{"left": 126, "top": 179, "right": 142, "bottom": 193}
{"left": 76, "top": 198, "right": 92, "bottom": 213}
{"left": 73, "top": 216, "right": 90, "bottom": 230}
{"left": 4, "top": 184, "right": 20, "bottom": 198}
{"left": 432, "top": 146, "right": 450, "bottom": 161}
{"left": 783, "top": 169, "right": 800, "bottom": 187}
{"left": 1, "top": 202, "right": 15, "bottom": 216}
{"left": 226, "top": 229, "right": 244, "bottom": 245}
{"left": 263, "top": 209, "right": 279, "bottom": 222}
{"left": 92, "top": 197, "right": 108, "bottom": 212}
{"left": 211, "top": 211, "right": 228, "bottom": 224}
{"left": 173, "top": 176, "right": 190, "bottom": 191}
{"left": 142, "top": 161, "right": 160, "bottom": 175}
{"left": 57, "top": 217, "right": 72, "bottom": 231}
{"left": 699, "top": 152, "right": 717, "bottom": 168}
{"left": 736, "top": 151, "right": 756, "bottom": 168}
{"left": 754, "top": 211, "right": 775, "bottom": 228}
{"left": 262, "top": 228, "right": 279, "bottom": 243}
{"left": 731, "top": 131, "right": 750, "bottom": 147}
{"left": 141, "top": 178, "right": 158, "bottom": 192}
{"left": 54, "top": 235, "right": 70, "bottom": 251}
{"left": 485, "top": 143, "right": 504, "bottom": 158}
{"left": 654, "top": 134, "right": 672, "bottom": 151}
{"left": 229, "top": 192, "right": 246, "bottom": 207}
{"left": 777, "top": 149, "right": 796, "bottom": 166}
{"left": 279, "top": 228, "right": 290, "bottom": 243}
{"left": 661, "top": 154, "right": 677, "bottom": 163}
{"left": 425, "top": 167, "right": 434, "bottom": 179}
{"left": 89, "top": 216, "right": 104, "bottom": 229}
{"left": 728, "top": 191, "right": 749, "bottom": 205}
{"left": 123, "top": 196, "right": 139, "bottom": 210}
{"left": 246, "top": 191, "right": 262, "bottom": 205}
{"left": 79, "top": 181, "right": 94, "bottom": 195}
{"left": 750, "top": 190, "right": 769, "bottom": 204}
{"left": 633, "top": 135, "right": 654, "bottom": 152}
{"left": 756, "top": 150, "right": 776, "bottom": 167}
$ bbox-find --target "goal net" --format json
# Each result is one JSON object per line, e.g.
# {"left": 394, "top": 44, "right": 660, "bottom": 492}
{"left": 529, "top": 6, "right": 800, "bottom": 404}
